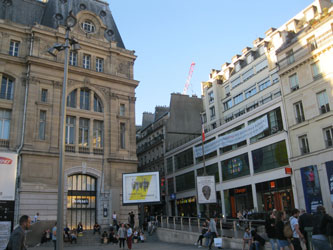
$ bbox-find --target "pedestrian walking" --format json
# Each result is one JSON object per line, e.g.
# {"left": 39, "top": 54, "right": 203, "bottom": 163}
{"left": 52, "top": 222, "right": 57, "bottom": 250}
{"left": 265, "top": 211, "right": 278, "bottom": 250}
{"left": 298, "top": 208, "right": 313, "bottom": 250}
{"left": 275, "top": 211, "right": 293, "bottom": 250}
{"left": 112, "top": 211, "right": 117, "bottom": 226}
{"left": 289, "top": 209, "right": 304, "bottom": 250}
{"left": 118, "top": 223, "right": 127, "bottom": 249}
{"left": 126, "top": 224, "right": 133, "bottom": 249}
{"left": 312, "top": 205, "right": 333, "bottom": 250}
{"left": 6, "top": 215, "right": 31, "bottom": 250}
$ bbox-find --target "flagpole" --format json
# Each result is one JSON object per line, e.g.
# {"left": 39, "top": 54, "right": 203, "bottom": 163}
{"left": 200, "top": 119, "right": 209, "bottom": 218}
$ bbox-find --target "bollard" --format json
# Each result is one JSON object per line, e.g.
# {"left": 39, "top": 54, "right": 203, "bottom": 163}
{"left": 167, "top": 216, "right": 169, "bottom": 229}
{"left": 189, "top": 218, "right": 192, "bottom": 232}
{"left": 233, "top": 221, "right": 237, "bottom": 231}
{"left": 198, "top": 218, "right": 200, "bottom": 233}
{"left": 249, "top": 221, "right": 252, "bottom": 230}
{"left": 304, "top": 227, "right": 314, "bottom": 250}
{"left": 161, "top": 216, "right": 164, "bottom": 228}
{"left": 181, "top": 217, "right": 183, "bottom": 231}
{"left": 173, "top": 217, "right": 176, "bottom": 230}
{"left": 219, "top": 219, "right": 222, "bottom": 235}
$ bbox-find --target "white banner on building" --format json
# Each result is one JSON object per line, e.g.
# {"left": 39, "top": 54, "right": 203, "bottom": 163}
{"left": 0, "top": 153, "right": 18, "bottom": 201}
{"left": 197, "top": 176, "right": 217, "bottom": 204}
{"left": 194, "top": 115, "right": 268, "bottom": 158}
{"left": 122, "top": 172, "right": 160, "bottom": 204}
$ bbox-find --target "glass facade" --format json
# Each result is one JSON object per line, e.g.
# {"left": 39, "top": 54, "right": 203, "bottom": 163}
{"left": 176, "top": 171, "right": 195, "bottom": 192}
{"left": 174, "top": 148, "right": 193, "bottom": 171}
{"left": 221, "top": 153, "right": 250, "bottom": 181}
{"left": 252, "top": 140, "right": 288, "bottom": 173}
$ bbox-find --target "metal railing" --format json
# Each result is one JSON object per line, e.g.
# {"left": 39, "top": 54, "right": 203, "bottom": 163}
{"left": 154, "top": 216, "right": 265, "bottom": 239}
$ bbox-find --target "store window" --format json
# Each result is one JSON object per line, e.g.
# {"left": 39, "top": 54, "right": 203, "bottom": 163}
{"left": 252, "top": 140, "right": 288, "bottom": 173}
{"left": 221, "top": 153, "right": 250, "bottom": 181}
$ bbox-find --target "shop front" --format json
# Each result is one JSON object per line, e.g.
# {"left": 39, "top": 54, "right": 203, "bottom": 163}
{"left": 224, "top": 185, "right": 253, "bottom": 218}
{"left": 176, "top": 196, "right": 197, "bottom": 217}
{"left": 256, "top": 177, "right": 294, "bottom": 213}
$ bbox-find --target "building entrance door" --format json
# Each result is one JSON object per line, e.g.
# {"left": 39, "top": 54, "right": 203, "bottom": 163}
{"left": 67, "top": 174, "right": 97, "bottom": 230}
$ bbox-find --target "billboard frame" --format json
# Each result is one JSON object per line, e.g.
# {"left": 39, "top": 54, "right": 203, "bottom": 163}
{"left": 196, "top": 175, "right": 217, "bottom": 204}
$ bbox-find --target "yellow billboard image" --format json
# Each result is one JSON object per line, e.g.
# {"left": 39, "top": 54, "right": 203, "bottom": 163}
{"left": 123, "top": 172, "right": 160, "bottom": 204}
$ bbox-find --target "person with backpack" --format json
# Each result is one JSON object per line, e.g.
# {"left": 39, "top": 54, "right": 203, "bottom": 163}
{"left": 311, "top": 206, "right": 333, "bottom": 250}
{"left": 275, "top": 211, "right": 294, "bottom": 250}
{"left": 289, "top": 209, "right": 304, "bottom": 250}
{"left": 265, "top": 211, "right": 278, "bottom": 250}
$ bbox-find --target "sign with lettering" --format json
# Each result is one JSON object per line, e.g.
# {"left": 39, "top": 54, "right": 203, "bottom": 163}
{"left": 194, "top": 116, "right": 268, "bottom": 158}
{"left": 0, "top": 153, "right": 18, "bottom": 201}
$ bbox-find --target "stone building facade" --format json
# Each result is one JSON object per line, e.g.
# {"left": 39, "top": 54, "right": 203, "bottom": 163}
{"left": 0, "top": 0, "right": 138, "bottom": 228}
{"left": 276, "top": 1, "right": 333, "bottom": 214}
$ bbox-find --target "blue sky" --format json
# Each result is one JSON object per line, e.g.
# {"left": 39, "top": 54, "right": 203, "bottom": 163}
{"left": 108, "top": 0, "right": 313, "bottom": 125}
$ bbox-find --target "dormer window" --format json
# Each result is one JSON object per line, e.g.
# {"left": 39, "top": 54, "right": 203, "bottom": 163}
{"left": 235, "top": 62, "right": 241, "bottom": 72}
{"left": 81, "top": 20, "right": 95, "bottom": 33}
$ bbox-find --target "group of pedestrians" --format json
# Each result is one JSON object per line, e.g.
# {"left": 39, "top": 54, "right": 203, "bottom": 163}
{"left": 263, "top": 206, "right": 333, "bottom": 250}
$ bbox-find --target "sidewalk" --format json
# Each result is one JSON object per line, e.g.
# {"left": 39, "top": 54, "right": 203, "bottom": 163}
{"left": 28, "top": 234, "right": 240, "bottom": 250}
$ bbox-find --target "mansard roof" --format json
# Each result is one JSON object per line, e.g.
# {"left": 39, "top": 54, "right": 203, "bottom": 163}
{"left": 0, "top": 0, "right": 125, "bottom": 48}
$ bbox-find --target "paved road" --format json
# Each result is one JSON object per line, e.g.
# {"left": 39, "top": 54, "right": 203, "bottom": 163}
{"left": 28, "top": 234, "right": 240, "bottom": 250}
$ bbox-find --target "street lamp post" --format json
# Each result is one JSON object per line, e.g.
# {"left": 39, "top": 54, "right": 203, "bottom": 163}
{"left": 48, "top": 11, "right": 79, "bottom": 250}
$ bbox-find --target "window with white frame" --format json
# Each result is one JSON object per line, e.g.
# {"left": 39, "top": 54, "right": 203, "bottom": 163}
{"left": 120, "top": 104, "right": 125, "bottom": 116}
{"left": 210, "top": 106, "right": 215, "bottom": 119}
{"left": 289, "top": 73, "right": 299, "bottom": 91}
{"left": 293, "top": 101, "right": 305, "bottom": 124}
{"left": 120, "top": 122, "right": 126, "bottom": 149}
{"left": 65, "top": 116, "right": 75, "bottom": 144}
{"left": 93, "top": 120, "right": 103, "bottom": 148}
{"left": 0, "top": 109, "right": 11, "bottom": 140}
{"left": 96, "top": 58, "right": 104, "bottom": 72}
{"left": 83, "top": 54, "right": 91, "bottom": 69}
{"left": 208, "top": 91, "right": 214, "bottom": 103}
{"left": 80, "top": 88, "right": 90, "bottom": 110}
{"left": 9, "top": 40, "right": 19, "bottom": 57}
{"left": 81, "top": 20, "right": 95, "bottom": 33}
{"left": 41, "top": 89, "right": 48, "bottom": 102}
{"left": 1, "top": 76, "right": 14, "bottom": 100}
{"left": 242, "top": 68, "right": 254, "bottom": 81}
{"left": 79, "top": 118, "right": 89, "bottom": 146}
{"left": 69, "top": 51, "right": 77, "bottom": 66}
{"left": 311, "top": 61, "right": 321, "bottom": 79}
{"left": 299, "top": 135, "right": 310, "bottom": 155}
{"left": 233, "top": 93, "right": 243, "bottom": 105}
{"left": 286, "top": 50, "right": 295, "bottom": 65}
{"left": 323, "top": 127, "right": 333, "bottom": 148}
{"left": 317, "top": 90, "right": 330, "bottom": 114}
{"left": 39, "top": 110, "right": 46, "bottom": 140}
{"left": 245, "top": 85, "right": 257, "bottom": 99}
{"left": 255, "top": 59, "right": 268, "bottom": 73}
{"left": 223, "top": 99, "right": 233, "bottom": 110}
{"left": 258, "top": 78, "right": 271, "bottom": 91}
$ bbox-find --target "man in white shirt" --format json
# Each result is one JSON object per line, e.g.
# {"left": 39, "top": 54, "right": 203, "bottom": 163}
{"left": 289, "top": 209, "right": 304, "bottom": 250}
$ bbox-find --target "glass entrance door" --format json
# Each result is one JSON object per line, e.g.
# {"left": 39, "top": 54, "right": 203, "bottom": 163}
{"left": 67, "top": 174, "right": 97, "bottom": 230}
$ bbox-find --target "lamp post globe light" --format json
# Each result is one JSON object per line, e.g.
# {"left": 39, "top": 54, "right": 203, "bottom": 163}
{"left": 48, "top": 10, "right": 79, "bottom": 250}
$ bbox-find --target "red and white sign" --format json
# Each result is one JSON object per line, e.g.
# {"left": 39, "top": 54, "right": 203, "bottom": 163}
{"left": 0, "top": 153, "right": 17, "bottom": 201}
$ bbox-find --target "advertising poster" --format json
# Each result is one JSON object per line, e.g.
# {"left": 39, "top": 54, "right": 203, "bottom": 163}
{"left": 197, "top": 176, "right": 217, "bottom": 204}
{"left": 325, "top": 161, "right": 333, "bottom": 206}
{"left": 0, "top": 153, "right": 18, "bottom": 201}
{"left": 300, "top": 165, "right": 323, "bottom": 213}
{"left": 122, "top": 172, "right": 160, "bottom": 204}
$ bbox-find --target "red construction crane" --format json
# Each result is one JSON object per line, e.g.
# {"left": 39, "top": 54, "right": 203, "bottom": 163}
{"left": 182, "top": 62, "right": 196, "bottom": 95}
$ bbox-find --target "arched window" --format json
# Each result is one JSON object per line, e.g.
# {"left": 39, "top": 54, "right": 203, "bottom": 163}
{"left": 80, "top": 88, "right": 90, "bottom": 110}
{"left": 94, "top": 94, "right": 103, "bottom": 112}
{"left": 81, "top": 20, "right": 95, "bottom": 33}
{"left": 67, "top": 89, "right": 77, "bottom": 108}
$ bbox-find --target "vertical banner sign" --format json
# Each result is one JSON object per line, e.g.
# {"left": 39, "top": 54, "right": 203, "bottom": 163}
{"left": 0, "top": 153, "right": 18, "bottom": 201}
{"left": 300, "top": 165, "right": 323, "bottom": 213}
{"left": 122, "top": 172, "right": 160, "bottom": 204}
{"left": 197, "top": 176, "right": 217, "bottom": 204}
{"left": 325, "top": 161, "right": 333, "bottom": 207}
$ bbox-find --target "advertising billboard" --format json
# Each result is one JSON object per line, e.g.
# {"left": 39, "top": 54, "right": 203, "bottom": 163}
{"left": 0, "top": 153, "right": 18, "bottom": 201}
{"left": 197, "top": 176, "right": 217, "bottom": 204}
{"left": 122, "top": 172, "right": 160, "bottom": 204}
